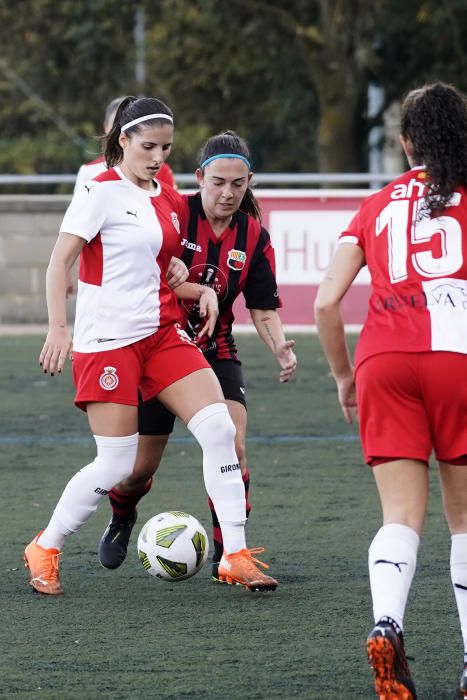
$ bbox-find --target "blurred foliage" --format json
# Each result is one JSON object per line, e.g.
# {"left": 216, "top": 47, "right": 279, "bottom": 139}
{"left": 0, "top": 0, "right": 466, "bottom": 183}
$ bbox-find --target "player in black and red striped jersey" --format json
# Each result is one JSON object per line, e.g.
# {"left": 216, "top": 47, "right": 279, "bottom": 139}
{"left": 98, "top": 131, "right": 297, "bottom": 583}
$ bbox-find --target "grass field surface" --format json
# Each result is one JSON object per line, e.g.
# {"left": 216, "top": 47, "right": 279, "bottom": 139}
{"left": 0, "top": 334, "right": 463, "bottom": 699}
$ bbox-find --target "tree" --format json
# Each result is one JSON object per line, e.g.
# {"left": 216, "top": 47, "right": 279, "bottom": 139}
{"left": 145, "top": 0, "right": 376, "bottom": 172}
{"left": 0, "top": 0, "right": 467, "bottom": 178}
{"left": 144, "top": 0, "right": 318, "bottom": 172}
{"left": 0, "top": 0, "right": 138, "bottom": 175}
{"left": 146, "top": 0, "right": 467, "bottom": 172}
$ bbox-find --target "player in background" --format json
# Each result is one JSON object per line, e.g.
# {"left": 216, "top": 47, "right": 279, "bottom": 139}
{"left": 24, "top": 98, "right": 278, "bottom": 596}
{"left": 75, "top": 96, "right": 176, "bottom": 191}
{"left": 97, "top": 130, "right": 297, "bottom": 582}
{"left": 315, "top": 82, "right": 467, "bottom": 699}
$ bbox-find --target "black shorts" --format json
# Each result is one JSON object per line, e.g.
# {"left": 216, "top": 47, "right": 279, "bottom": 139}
{"left": 138, "top": 359, "right": 246, "bottom": 436}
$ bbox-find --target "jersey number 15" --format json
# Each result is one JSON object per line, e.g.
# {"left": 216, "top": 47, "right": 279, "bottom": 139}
{"left": 376, "top": 193, "right": 463, "bottom": 283}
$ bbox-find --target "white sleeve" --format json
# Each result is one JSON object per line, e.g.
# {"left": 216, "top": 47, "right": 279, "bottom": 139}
{"left": 60, "top": 181, "right": 107, "bottom": 242}
{"left": 74, "top": 165, "right": 87, "bottom": 193}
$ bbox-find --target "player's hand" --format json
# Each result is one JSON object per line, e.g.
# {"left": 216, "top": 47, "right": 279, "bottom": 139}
{"left": 39, "top": 326, "right": 73, "bottom": 376}
{"left": 196, "top": 287, "right": 218, "bottom": 339}
{"left": 335, "top": 373, "right": 358, "bottom": 424}
{"left": 275, "top": 339, "right": 297, "bottom": 382}
{"left": 167, "top": 257, "right": 189, "bottom": 289}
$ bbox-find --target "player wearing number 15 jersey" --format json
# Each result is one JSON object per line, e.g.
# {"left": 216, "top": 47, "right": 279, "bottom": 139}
{"left": 315, "top": 82, "right": 467, "bottom": 699}
{"left": 341, "top": 165, "right": 467, "bottom": 369}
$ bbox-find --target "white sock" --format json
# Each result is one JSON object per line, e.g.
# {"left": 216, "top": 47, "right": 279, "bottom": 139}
{"left": 187, "top": 403, "right": 246, "bottom": 554}
{"left": 368, "top": 523, "right": 419, "bottom": 631}
{"left": 38, "top": 433, "right": 138, "bottom": 551}
{"left": 451, "top": 533, "right": 467, "bottom": 657}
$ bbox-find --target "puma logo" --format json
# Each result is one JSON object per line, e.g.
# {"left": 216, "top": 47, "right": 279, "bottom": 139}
{"left": 84, "top": 184, "right": 94, "bottom": 193}
{"left": 126, "top": 210, "right": 138, "bottom": 218}
{"left": 375, "top": 559, "right": 408, "bottom": 573}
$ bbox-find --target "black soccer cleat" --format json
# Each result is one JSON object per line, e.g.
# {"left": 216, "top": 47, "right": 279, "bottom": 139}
{"left": 98, "top": 511, "right": 137, "bottom": 569}
{"left": 460, "top": 664, "right": 467, "bottom": 698}
{"left": 366, "top": 621, "right": 417, "bottom": 700}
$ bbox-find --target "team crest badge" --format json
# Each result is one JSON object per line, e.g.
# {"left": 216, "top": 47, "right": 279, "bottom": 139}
{"left": 171, "top": 212, "right": 180, "bottom": 234}
{"left": 99, "top": 366, "right": 119, "bottom": 391}
{"left": 227, "top": 249, "right": 246, "bottom": 270}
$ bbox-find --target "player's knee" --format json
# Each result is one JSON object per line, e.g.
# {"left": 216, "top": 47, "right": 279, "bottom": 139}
{"left": 206, "top": 410, "right": 236, "bottom": 450}
{"left": 188, "top": 403, "right": 236, "bottom": 451}
{"left": 83, "top": 434, "right": 139, "bottom": 490}
{"left": 122, "top": 470, "right": 153, "bottom": 491}
{"left": 133, "top": 452, "right": 160, "bottom": 479}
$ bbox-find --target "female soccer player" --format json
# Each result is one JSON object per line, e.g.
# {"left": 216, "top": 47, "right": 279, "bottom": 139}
{"left": 75, "top": 96, "right": 176, "bottom": 191}
{"left": 67, "top": 98, "right": 176, "bottom": 298}
{"left": 97, "top": 130, "right": 297, "bottom": 581}
{"left": 315, "top": 82, "right": 467, "bottom": 699}
{"left": 24, "top": 99, "right": 278, "bottom": 595}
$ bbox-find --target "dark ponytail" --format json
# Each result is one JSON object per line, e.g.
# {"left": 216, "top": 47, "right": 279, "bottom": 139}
{"left": 199, "top": 130, "right": 261, "bottom": 221}
{"left": 400, "top": 82, "right": 467, "bottom": 214}
{"left": 105, "top": 96, "right": 174, "bottom": 168}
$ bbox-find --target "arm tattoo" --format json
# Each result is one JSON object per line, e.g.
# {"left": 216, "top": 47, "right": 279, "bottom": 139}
{"left": 260, "top": 315, "right": 277, "bottom": 351}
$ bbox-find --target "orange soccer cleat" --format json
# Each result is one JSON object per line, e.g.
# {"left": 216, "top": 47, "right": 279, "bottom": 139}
{"left": 366, "top": 621, "right": 416, "bottom": 700}
{"left": 24, "top": 532, "right": 63, "bottom": 595}
{"left": 460, "top": 664, "right": 467, "bottom": 699}
{"left": 218, "top": 547, "right": 278, "bottom": 591}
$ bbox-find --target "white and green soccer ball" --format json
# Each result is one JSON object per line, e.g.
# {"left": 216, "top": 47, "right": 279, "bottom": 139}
{"left": 137, "top": 511, "right": 209, "bottom": 582}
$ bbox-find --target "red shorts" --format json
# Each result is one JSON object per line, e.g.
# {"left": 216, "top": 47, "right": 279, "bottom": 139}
{"left": 355, "top": 352, "right": 467, "bottom": 466}
{"left": 73, "top": 323, "right": 210, "bottom": 411}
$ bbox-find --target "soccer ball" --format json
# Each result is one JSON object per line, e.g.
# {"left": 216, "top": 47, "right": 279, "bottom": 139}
{"left": 137, "top": 511, "right": 209, "bottom": 582}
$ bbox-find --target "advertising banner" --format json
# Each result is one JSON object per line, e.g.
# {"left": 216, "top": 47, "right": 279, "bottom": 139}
{"left": 233, "top": 189, "right": 372, "bottom": 329}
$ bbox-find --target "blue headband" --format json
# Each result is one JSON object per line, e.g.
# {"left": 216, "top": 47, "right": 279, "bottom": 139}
{"left": 200, "top": 153, "right": 251, "bottom": 170}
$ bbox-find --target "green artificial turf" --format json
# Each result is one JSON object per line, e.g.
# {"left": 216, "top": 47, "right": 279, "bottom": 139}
{"left": 0, "top": 334, "right": 461, "bottom": 699}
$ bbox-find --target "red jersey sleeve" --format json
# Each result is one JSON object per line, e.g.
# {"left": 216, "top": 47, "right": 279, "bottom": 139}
{"left": 172, "top": 195, "right": 190, "bottom": 257}
{"left": 338, "top": 209, "right": 365, "bottom": 250}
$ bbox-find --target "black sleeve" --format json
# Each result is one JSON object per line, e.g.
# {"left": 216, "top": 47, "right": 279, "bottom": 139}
{"left": 243, "top": 227, "right": 281, "bottom": 310}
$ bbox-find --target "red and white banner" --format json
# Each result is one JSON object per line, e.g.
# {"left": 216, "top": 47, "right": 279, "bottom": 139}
{"left": 233, "top": 189, "right": 373, "bottom": 329}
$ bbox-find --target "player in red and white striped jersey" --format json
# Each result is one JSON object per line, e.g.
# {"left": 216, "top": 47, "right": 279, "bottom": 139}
{"left": 315, "top": 82, "right": 467, "bottom": 699}
{"left": 96, "top": 130, "right": 296, "bottom": 582}
{"left": 63, "top": 166, "right": 184, "bottom": 354}
{"left": 24, "top": 99, "right": 278, "bottom": 595}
